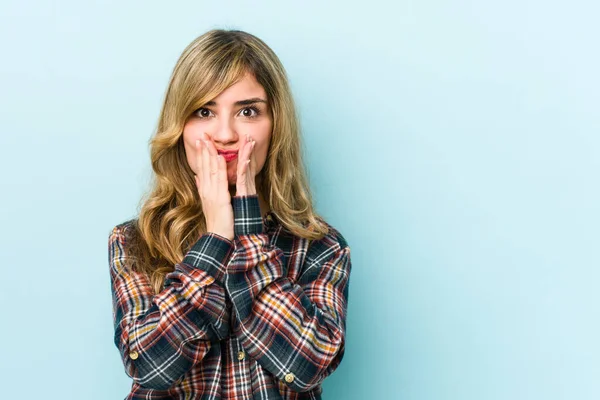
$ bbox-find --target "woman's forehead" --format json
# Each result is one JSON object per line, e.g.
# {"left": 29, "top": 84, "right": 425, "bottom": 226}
{"left": 204, "top": 73, "right": 267, "bottom": 105}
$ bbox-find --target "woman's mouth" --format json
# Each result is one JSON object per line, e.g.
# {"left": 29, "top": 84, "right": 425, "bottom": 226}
{"left": 218, "top": 151, "right": 238, "bottom": 162}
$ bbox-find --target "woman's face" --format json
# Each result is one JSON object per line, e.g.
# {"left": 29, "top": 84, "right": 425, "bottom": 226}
{"left": 182, "top": 72, "right": 273, "bottom": 187}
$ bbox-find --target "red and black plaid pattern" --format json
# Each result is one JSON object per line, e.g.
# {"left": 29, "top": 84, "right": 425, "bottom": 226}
{"left": 109, "top": 195, "right": 352, "bottom": 399}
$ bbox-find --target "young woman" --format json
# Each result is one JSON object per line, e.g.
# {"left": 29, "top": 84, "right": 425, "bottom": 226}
{"left": 108, "top": 29, "right": 352, "bottom": 399}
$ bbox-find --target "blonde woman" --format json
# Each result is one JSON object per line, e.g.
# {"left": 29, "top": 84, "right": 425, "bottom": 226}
{"left": 108, "top": 29, "right": 352, "bottom": 399}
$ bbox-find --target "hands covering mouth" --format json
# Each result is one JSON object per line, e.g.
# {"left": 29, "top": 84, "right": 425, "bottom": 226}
{"left": 193, "top": 132, "right": 257, "bottom": 240}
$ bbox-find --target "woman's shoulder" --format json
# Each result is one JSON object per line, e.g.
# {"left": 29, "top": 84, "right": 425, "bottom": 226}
{"left": 296, "top": 218, "right": 351, "bottom": 279}
{"left": 323, "top": 219, "right": 349, "bottom": 248}
{"left": 109, "top": 218, "right": 139, "bottom": 243}
{"left": 305, "top": 216, "right": 350, "bottom": 255}
{"left": 115, "top": 217, "right": 137, "bottom": 230}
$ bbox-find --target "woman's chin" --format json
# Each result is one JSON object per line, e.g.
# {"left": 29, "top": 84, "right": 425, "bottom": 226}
{"left": 227, "top": 171, "right": 237, "bottom": 185}
{"left": 226, "top": 162, "right": 238, "bottom": 183}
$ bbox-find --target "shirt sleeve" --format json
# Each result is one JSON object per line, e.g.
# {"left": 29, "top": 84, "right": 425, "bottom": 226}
{"left": 108, "top": 224, "right": 235, "bottom": 390}
{"left": 221, "top": 195, "right": 352, "bottom": 393}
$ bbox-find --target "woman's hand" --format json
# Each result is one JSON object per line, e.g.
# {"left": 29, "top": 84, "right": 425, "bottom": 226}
{"left": 194, "top": 132, "right": 234, "bottom": 241}
{"left": 236, "top": 133, "right": 257, "bottom": 197}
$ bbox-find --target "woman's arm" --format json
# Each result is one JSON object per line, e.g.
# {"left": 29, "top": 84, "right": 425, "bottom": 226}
{"left": 109, "top": 224, "right": 234, "bottom": 390}
{"left": 222, "top": 195, "right": 352, "bottom": 393}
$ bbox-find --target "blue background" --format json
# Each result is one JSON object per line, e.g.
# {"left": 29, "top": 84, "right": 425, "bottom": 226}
{"left": 0, "top": 1, "right": 598, "bottom": 399}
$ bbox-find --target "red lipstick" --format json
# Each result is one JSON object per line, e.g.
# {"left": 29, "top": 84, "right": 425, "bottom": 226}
{"left": 217, "top": 150, "right": 238, "bottom": 162}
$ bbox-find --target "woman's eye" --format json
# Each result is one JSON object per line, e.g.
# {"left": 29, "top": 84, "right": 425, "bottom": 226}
{"left": 195, "top": 108, "right": 213, "bottom": 118}
{"left": 194, "top": 106, "right": 261, "bottom": 119}
{"left": 240, "top": 107, "right": 261, "bottom": 118}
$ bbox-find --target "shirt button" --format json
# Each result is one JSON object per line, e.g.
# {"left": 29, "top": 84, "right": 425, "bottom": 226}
{"left": 284, "top": 373, "right": 295, "bottom": 383}
{"left": 129, "top": 351, "right": 139, "bottom": 360}
{"left": 237, "top": 351, "right": 246, "bottom": 360}
{"left": 265, "top": 214, "right": 274, "bottom": 227}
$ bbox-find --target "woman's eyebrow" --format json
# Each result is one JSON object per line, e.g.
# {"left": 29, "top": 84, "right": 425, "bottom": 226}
{"left": 204, "top": 98, "right": 267, "bottom": 106}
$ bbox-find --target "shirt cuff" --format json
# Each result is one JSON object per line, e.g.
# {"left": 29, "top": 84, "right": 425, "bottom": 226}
{"left": 232, "top": 195, "right": 264, "bottom": 235}
{"left": 182, "top": 232, "right": 234, "bottom": 283}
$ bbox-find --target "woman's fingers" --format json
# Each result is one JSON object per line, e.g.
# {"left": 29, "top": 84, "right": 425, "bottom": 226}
{"left": 247, "top": 138, "right": 256, "bottom": 192}
{"left": 244, "top": 139, "right": 253, "bottom": 178}
{"left": 207, "top": 140, "right": 217, "bottom": 177}
{"left": 236, "top": 140, "right": 247, "bottom": 191}
{"left": 195, "top": 139, "right": 203, "bottom": 187}
{"left": 193, "top": 133, "right": 234, "bottom": 240}
{"left": 236, "top": 133, "right": 256, "bottom": 196}
{"left": 201, "top": 133, "right": 230, "bottom": 199}
{"left": 248, "top": 139, "right": 256, "bottom": 179}
{"left": 203, "top": 132, "right": 217, "bottom": 156}
{"left": 201, "top": 137, "right": 210, "bottom": 195}
{"left": 198, "top": 132, "right": 256, "bottom": 197}
{"left": 217, "top": 154, "right": 228, "bottom": 193}
{"left": 236, "top": 133, "right": 248, "bottom": 177}
{"left": 203, "top": 134, "right": 220, "bottom": 188}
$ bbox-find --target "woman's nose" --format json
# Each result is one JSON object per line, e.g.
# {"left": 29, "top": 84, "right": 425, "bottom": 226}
{"left": 209, "top": 118, "right": 239, "bottom": 144}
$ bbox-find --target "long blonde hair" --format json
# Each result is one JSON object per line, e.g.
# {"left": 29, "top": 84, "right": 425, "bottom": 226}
{"left": 122, "top": 29, "right": 329, "bottom": 294}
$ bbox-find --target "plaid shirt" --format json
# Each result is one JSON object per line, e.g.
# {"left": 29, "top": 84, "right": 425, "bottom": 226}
{"left": 108, "top": 195, "right": 352, "bottom": 399}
